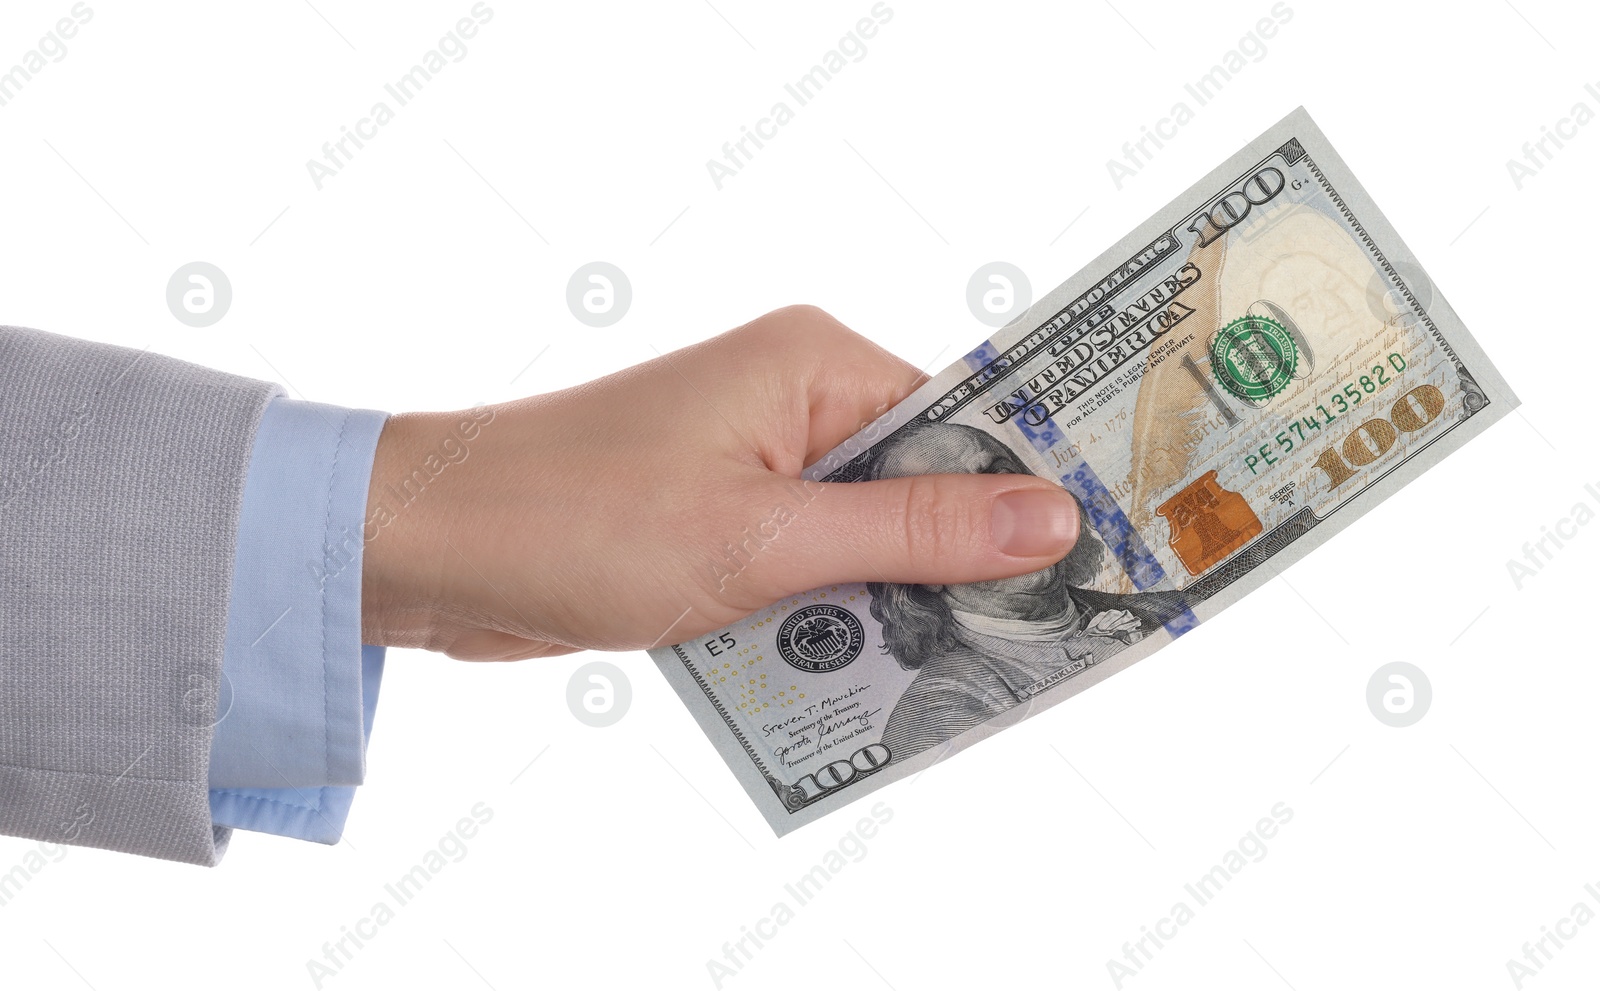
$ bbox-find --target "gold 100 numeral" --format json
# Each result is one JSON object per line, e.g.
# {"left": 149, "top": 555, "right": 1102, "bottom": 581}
{"left": 1312, "top": 383, "right": 1445, "bottom": 490}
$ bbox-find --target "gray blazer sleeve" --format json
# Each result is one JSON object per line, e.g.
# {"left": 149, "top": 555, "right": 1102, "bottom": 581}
{"left": 0, "top": 326, "right": 282, "bottom": 865}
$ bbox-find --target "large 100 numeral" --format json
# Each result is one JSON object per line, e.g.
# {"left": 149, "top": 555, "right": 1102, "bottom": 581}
{"left": 1312, "top": 384, "right": 1445, "bottom": 490}
{"left": 787, "top": 743, "right": 891, "bottom": 805}
{"left": 1188, "top": 167, "right": 1287, "bottom": 247}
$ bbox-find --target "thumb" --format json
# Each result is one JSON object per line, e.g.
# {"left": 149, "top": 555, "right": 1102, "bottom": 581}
{"left": 769, "top": 474, "right": 1080, "bottom": 592}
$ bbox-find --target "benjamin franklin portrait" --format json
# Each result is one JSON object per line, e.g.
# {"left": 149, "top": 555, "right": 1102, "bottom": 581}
{"left": 862, "top": 419, "right": 1190, "bottom": 761}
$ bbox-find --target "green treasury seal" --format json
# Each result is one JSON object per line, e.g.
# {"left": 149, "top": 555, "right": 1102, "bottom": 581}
{"left": 1210, "top": 315, "right": 1298, "bottom": 402}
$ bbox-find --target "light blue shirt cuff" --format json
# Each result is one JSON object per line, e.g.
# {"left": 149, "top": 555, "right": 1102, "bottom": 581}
{"left": 208, "top": 397, "right": 389, "bottom": 844}
{"left": 211, "top": 646, "right": 384, "bottom": 844}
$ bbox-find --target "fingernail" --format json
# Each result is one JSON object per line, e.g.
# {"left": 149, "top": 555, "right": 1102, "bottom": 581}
{"left": 991, "top": 487, "right": 1078, "bottom": 558}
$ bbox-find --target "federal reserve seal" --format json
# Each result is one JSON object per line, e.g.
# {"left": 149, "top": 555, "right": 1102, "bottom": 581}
{"left": 776, "top": 604, "right": 863, "bottom": 673}
{"left": 1210, "top": 315, "right": 1298, "bottom": 403}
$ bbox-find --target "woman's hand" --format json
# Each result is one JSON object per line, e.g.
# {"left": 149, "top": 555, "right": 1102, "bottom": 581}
{"left": 361, "top": 305, "right": 1080, "bottom": 660}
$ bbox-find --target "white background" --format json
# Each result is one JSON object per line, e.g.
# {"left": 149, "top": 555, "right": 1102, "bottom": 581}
{"left": 2, "top": 1, "right": 1597, "bottom": 988}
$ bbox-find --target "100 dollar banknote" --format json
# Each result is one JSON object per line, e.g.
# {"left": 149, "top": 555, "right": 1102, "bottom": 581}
{"left": 649, "top": 106, "right": 1518, "bottom": 836}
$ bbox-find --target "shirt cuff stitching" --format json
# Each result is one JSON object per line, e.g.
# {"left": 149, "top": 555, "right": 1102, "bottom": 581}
{"left": 211, "top": 787, "right": 329, "bottom": 815}
{"left": 320, "top": 408, "right": 355, "bottom": 788}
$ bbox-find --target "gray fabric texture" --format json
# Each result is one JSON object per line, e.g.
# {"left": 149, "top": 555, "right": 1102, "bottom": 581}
{"left": 0, "top": 326, "right": 281, "bottom": 865}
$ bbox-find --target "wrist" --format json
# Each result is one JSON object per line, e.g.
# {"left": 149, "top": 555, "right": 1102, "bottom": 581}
{"left": 361, "top": 410, "right": 456, "bottom": 648}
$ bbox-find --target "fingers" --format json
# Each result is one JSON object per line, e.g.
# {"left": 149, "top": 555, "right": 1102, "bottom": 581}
{"left": 764, "top": 472, "right": 1080, "bottom": 592}
{"left": 733, "top": 305, "right": 928, "bottom": 466}
{"left": 802, "top": 337, "right": 927, "bottom": 467}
